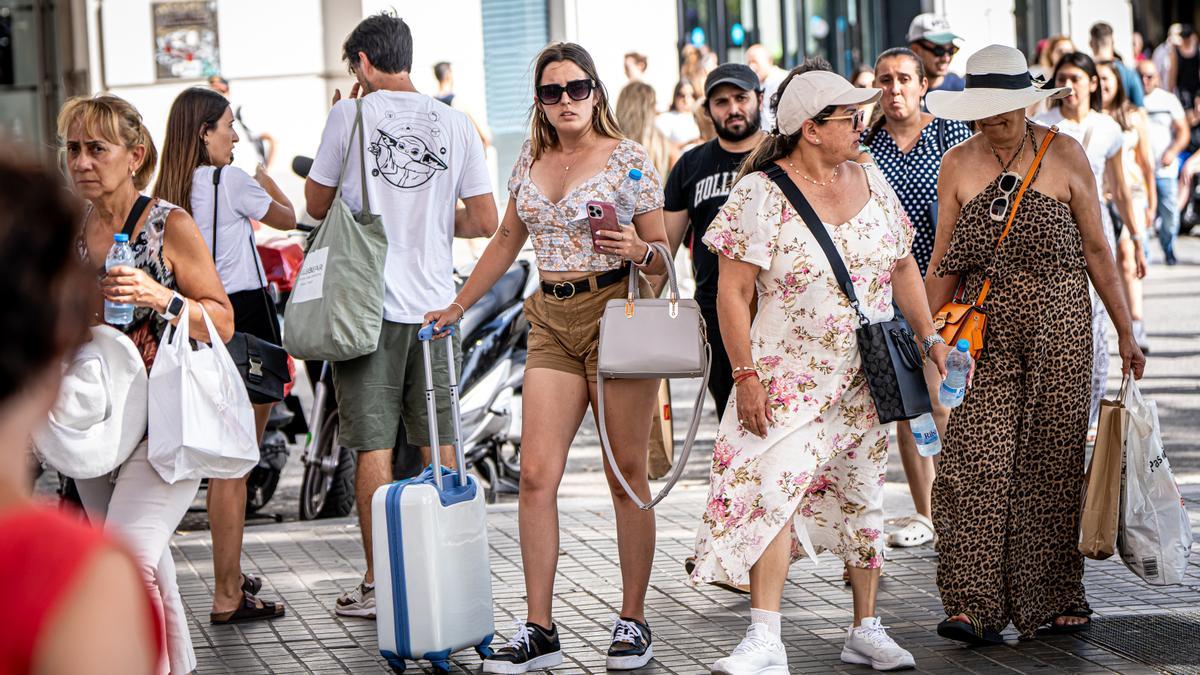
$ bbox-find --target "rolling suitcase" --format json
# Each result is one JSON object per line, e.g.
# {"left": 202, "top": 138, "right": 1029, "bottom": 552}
{"left": 372, "top": 324, "right": 495, "bottom": 673}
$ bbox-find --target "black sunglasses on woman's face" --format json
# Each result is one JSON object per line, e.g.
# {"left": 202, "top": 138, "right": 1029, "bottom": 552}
{"left": 536, "top": 79, "right": 595, "bottom": 105}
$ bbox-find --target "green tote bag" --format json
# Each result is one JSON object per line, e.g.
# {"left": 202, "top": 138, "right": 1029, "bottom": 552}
{"left": 284, "top": 99, "right": 387, "bottom": 362}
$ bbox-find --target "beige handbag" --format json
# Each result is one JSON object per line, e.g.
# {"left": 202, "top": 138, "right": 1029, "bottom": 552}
{"left": 597, "top": 243, "right": 711, "bottom": 510}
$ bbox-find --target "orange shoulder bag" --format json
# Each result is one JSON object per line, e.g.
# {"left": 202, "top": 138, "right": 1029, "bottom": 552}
{"left": 933, "top": 127, "right": 1058, "bottom": 360}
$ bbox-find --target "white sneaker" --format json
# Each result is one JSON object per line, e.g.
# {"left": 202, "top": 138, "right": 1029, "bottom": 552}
{"left": 841, "top": 617, "right": 915, "bottom": 671}
{"left": 711, "top": 623, "right": 788, "bottom": 675}
{"left": 334, "top": 582, "right": 376, "bottom": 619}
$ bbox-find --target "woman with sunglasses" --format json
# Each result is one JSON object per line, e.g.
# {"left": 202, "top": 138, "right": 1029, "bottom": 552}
{"left": 692, "top": 68, "right": 942, "bottom": 673}
{"left": 425, "top": 42, "right": 668, "bottom": 673}
{"left": 1035, "top": 52, "right": 1146, "bottom": 431}
{"left": 925, "top": 45, "right": 1144, "bottom": 645}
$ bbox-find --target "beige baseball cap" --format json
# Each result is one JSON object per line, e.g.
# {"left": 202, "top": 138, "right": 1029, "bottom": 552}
{"left": 775, "top": 70, "right": 881, "bottom": 136}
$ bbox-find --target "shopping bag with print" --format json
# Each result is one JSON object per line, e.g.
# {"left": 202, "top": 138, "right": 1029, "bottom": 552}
{"left": 1079, "top": 379, "right": 1127, "bottom": 560}
{"left": 148, "top": 301, "right": 259, "bottom": 483}
{"left": 1117, "top": 378, "right": 1193, "bottom": 584}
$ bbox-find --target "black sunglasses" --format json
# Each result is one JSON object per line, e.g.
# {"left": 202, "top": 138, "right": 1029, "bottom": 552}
{"left": 917, "top": 40, "right": 959, "bottom": 58}
{"left": 536, "top": 79, "right": 595, "bottom": 105}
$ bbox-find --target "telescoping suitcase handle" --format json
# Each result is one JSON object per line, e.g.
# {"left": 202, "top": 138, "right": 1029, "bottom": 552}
{"left": 416, "top": 323, "right": 467, "bottom": 493}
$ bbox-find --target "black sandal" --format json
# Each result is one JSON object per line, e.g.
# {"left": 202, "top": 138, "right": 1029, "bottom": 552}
{"left": 210, "top": 592, "right": 285, "bottom": 625}
{"left": 937, "top": 614, "right": 1004, "bottom": 646}
{"left": 683, "top": 556, "right": 750, "bottom": 595}
{"left": 241, "top": 573, "right": 262, "bottom": 596}
{"left": 1038, "top": 609, "right": 1092, "bottom": 635}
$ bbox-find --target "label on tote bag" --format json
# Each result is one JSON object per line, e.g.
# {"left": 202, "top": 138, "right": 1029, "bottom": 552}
{"left": 291, "top": 247, "right": 329, "bottom": 304}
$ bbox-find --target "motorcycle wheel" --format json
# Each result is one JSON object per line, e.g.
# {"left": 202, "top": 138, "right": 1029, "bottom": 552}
{"left": 245, "top": 465, "right": 280, "bottom": 515}
{"left": 299, "top": 409, "right": 356, "bottom": 520}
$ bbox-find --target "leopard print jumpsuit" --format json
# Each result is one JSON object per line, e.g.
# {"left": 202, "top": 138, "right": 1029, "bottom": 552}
{"left": 931, "top": 137, "right": 1094, "bottom": 638}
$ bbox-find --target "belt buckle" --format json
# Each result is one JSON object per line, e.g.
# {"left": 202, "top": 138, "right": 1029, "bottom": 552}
{"left": 552, "top": 281, "right": 576, "bottom": 299}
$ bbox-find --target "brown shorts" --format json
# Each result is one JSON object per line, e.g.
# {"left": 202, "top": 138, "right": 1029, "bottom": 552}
{"left": 524, "top": 270, "right": 652, "bottom": 382}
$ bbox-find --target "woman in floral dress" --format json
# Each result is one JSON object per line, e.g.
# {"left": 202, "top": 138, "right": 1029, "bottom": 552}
{"left": 691, "top": 70, "right": 949, "bottom": 674}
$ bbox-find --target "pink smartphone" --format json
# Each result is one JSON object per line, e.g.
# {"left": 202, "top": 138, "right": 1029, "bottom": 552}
{"left": 586, "top": 200, "right": 620, "bottom": 249}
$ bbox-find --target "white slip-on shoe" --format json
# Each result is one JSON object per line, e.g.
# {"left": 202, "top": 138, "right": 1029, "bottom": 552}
{"left": 711, "top": 623, "right": 788, "bottom": 675}
{"left": 841, "top": 617, "right": 916, "bottom": 671}
{"left": 886, "top": 514, "right": 935, "bottom": 548}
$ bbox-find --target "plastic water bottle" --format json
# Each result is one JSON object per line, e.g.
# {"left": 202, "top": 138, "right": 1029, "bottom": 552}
{"left": 938, "top": 339, "right": 974, "bottom": 409}
{"left": 910, "top": 412, "right": 942, "bottom": 457}
{"left": 614, "top": 168, "right": 643, "bottom": 225}
{"left": 104, "top": 233, "right": 135, "bottom": 326}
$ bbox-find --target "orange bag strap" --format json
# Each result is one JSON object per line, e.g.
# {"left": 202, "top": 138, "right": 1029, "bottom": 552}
{"left": 975, "top": 126, "right": 1058, "bottom": 307}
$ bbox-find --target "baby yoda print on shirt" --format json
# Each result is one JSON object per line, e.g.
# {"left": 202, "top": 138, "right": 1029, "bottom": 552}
{"left": 369, "top": 110, "right": 449, "bottom": 190}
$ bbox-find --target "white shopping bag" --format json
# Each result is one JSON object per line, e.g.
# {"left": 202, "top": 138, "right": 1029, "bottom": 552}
{"left": 1117, "top": 378, "right": 1193, "bottom": 585}
{"left": 148, "top": 300, "right": 258, "bottom": 483}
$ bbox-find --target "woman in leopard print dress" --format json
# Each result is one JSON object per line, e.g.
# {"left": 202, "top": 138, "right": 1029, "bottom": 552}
{"left": 924, "top": 46, "right": 1146, "bottom": 643}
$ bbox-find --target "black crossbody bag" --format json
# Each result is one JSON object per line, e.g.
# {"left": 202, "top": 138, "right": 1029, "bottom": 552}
{"left": 764, "top": 164, "right": 931, "bottom": 423}
{"left": 211, "top": 167, "right": 291, "bottom": 404}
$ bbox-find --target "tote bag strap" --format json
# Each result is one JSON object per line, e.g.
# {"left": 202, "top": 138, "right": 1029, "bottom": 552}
{"left": 975, "top": 127, "right": 1057, "bottom": 306}
{"left": 332, "top": 98, "right": 372, "bottom": 216}
{"left": 763, "top": 164, "right": 870, "bottom": 326}
{"left": 597, "top": 344, "right": 712, "bottom": 511}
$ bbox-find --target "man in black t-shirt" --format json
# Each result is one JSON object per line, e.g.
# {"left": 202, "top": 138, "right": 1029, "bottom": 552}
{"left": 662, "top": 64, "right": 767, "bottom": 419}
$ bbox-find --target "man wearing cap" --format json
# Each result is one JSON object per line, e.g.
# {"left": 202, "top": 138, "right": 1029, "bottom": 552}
{"left": 660, "top": 64, "right": 764, "bottom": 424}
{"left": 908, "top": 13, "right": 965, "bottom": 93}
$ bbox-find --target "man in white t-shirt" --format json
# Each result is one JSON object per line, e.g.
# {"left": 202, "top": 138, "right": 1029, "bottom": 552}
{"left": 745, "top": 44, "right": 788, "bottom": 132}
{"left": 1138, "top": 60, "right": 1189, "bottom": 264}
{"left": 304, "top": 13, "right": 497, "bottom": 619}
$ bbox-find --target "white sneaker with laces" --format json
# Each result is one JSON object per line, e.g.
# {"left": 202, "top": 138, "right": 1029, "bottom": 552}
{"left": 334, "top": 582, "right": 376, "bottom": 619}
{"left": 711, "top": 623, "right": 788, "bottom": 675}
{"left": 841, "top": 617, "right": 915, "bottom": 671}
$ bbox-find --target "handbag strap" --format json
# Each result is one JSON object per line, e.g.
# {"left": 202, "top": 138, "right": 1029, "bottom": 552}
{"left": 596, "top": 344, "right": 712, "bottom": 511}
{"left": 333, "top": 98, "right": 372, "bottom": 215}
{"left": 210, "top": 166, "right": 223, "bottom": 260}
{"left": 121, "top": 195, "right": 152, "bottom": 238}
{"left": 763, "top": 163, "right": 870, "bottom": 326}
{"left": 975, "top": 127, "right": 1057, "bottom": 306}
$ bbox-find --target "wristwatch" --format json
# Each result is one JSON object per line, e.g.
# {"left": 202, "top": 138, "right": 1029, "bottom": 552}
{"left": 159, "top": 292, "right": 185, "bottom": 321}
{"left": 921, "top": 333, "right": 947, "bottom": 356}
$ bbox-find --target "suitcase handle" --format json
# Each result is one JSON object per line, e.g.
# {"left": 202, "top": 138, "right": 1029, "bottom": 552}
{"left": 419, "top": 321, "right": 466, "bottom": 493}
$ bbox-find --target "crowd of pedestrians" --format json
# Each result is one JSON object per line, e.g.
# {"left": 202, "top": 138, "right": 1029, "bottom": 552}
{"left": 1, "top": 8, "right": 1182, "bottom": 674}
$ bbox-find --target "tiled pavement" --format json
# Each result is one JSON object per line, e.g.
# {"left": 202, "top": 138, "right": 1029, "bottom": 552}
{"left": 174, "top": 483, "right": 1200, "bottom": 674}
{"left": 166, "top": 239, "right": 1200, "bottom": 674}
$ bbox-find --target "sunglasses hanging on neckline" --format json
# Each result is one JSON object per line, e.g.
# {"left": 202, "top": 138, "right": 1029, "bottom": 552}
{"left": 536, "top": 79, "right": 596, "bottom": 105}
{"left": 988, "top": 171, "right": 1023, "bottom": 222}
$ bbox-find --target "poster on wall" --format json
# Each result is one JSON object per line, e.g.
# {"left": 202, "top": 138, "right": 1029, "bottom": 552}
{"left": 152, "top": 1, "right": 219, "bottom": 80}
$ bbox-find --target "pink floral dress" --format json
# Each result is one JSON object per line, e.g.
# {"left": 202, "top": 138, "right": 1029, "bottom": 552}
{"left": 690, "top": 163, "right": 913, "bottom": 587}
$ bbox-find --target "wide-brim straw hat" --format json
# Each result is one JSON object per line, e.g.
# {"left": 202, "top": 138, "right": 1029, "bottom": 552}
{"left": 926, "top": 44, "right": 1070, "bottom": 121}
{"left": 32, "top": 325, "right": 147, "bottom": 479}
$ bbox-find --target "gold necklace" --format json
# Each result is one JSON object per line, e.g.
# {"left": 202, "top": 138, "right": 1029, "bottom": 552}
{"left": 558, "top": 146, "right": 583, "bottom": 195}
{"left": 788, "top": 160, "right": 839, "bottom": 187}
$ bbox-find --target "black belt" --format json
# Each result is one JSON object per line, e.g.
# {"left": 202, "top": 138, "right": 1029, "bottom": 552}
{"left": 541, "top": 265, "right": 630, "bottom": 300}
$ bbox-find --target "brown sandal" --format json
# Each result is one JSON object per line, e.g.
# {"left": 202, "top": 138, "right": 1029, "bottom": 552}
{"left": 210, "top": 592, "right": 285, "bottom": 625}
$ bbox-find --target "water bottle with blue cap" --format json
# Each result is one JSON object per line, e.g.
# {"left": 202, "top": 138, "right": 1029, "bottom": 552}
{"left": 615, "top": 168, "right": 643, "bottom": 226}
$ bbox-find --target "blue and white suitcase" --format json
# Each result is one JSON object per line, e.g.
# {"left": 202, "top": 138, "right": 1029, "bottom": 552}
{"left": 372, "top": 324, "right": 495, "bottom": 673}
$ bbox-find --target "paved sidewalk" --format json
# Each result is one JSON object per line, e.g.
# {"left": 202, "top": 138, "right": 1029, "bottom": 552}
{"left": 171, "top": 239, "right": 1200, "bottom": 674}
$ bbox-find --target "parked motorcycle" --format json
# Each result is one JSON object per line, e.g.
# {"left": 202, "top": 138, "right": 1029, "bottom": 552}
{"left": 290, "top": 155, "right": 531, "bottom": 519}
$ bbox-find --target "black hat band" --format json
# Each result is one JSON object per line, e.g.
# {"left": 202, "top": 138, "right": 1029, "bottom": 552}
{"left": 964, "top": 72, "right": 1033, "bottom": 90}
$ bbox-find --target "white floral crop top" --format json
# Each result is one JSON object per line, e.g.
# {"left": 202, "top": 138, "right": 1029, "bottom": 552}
{"left": 507, "top": 138, "right": 664, "bottom": 272}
